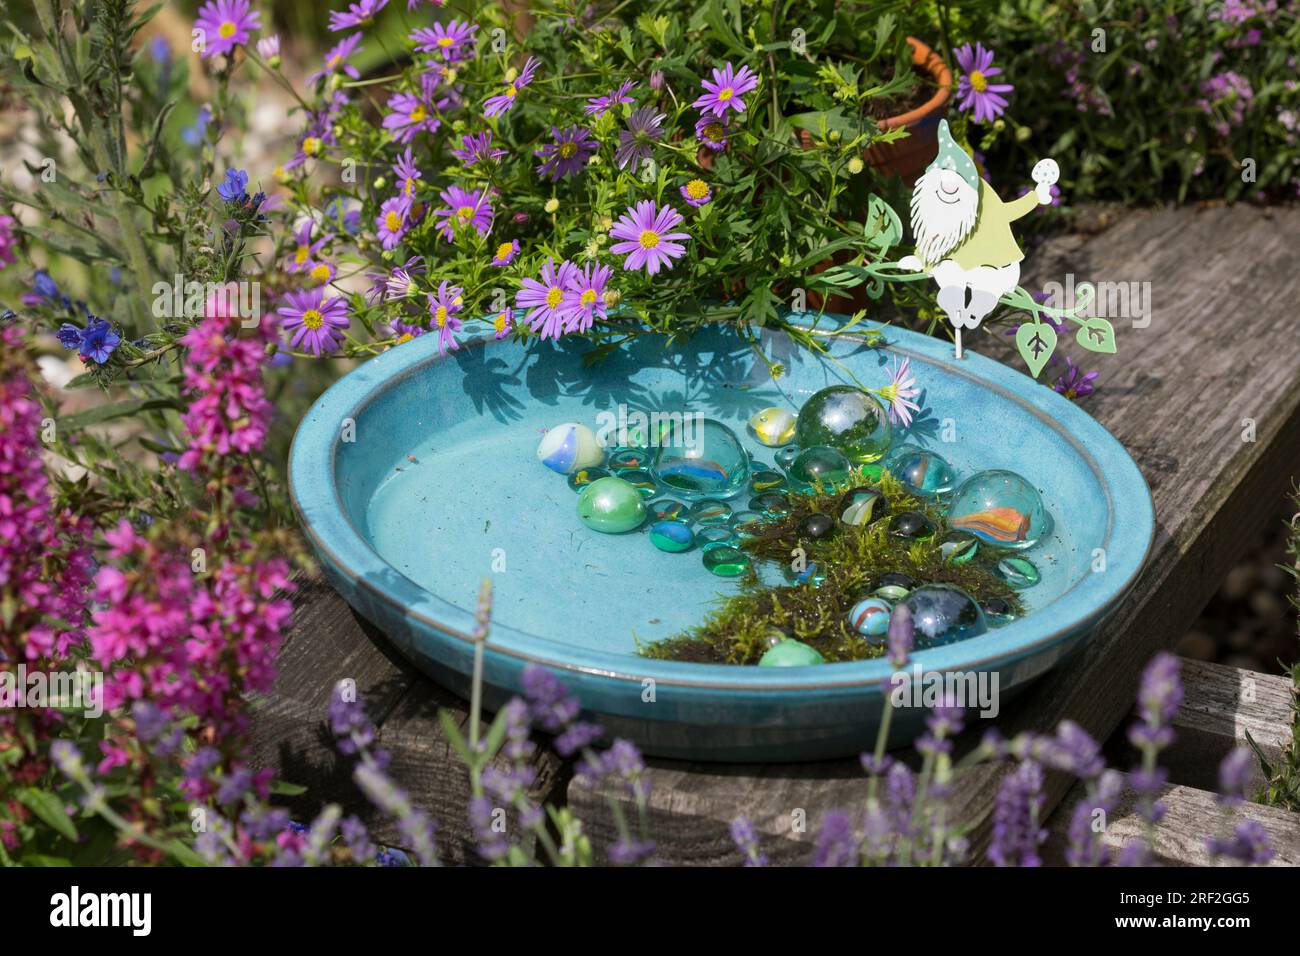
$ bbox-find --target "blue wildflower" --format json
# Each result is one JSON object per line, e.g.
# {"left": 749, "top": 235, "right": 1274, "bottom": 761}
{"left": 216, "top": 167, "right": 249, "bottom": 202}
{"left": 57, "top": 316, "right": 121, "bottom": 365}
{"left": 182, "top": 106, "right": 212, "bottom": 147}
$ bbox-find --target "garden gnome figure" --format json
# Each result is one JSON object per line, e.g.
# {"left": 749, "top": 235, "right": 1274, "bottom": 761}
{"left": 900, "top": 120, "right": 1059, "bottom": 359}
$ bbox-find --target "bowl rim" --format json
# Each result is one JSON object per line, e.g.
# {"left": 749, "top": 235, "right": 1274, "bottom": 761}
{"left": 289, "top": 315, "right": 1155, "bottom": 692}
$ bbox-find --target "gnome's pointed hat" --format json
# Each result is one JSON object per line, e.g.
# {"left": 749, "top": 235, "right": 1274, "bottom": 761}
{"left": 927, "top": 120, "right": 980, "bottom": 192}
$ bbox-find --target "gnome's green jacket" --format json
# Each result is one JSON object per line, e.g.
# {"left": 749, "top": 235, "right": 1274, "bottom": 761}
{"left": 950, "top": 180, "right": 1041, "bottom": 270}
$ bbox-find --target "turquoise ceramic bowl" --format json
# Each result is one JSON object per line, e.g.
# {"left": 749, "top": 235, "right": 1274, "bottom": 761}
{"left": 289, "top": 316, "right": 1153, "bottom": 761}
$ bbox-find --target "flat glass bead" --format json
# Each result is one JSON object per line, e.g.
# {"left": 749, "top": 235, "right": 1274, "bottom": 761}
{"left": 703, "top": 545, "right": 750, "bottom": 577}
{"left": 995, "top": 556, "right": 1040, "bottom": 589}
{"left": 758, "top": 639, "right": 824, "bottom": 666}
{"left": 749, "top": 492, "right": 791, "bottom": 517}
{"left": 747, "top": 407, "right": 797, "bottom": 447}
{"left": 576, "top": 476, "right": 646, "bottom": 534}
{"left": 729, "top": 511, "right": 766, "bottom": 538}
{"left": 619, "top": 468, "right": 659, "bottom": 498}
{"left": 607, "top": 448, "right": 652, "bottom": 472}
{"left": 981, "top": 597, "right": 1018, "bottom": 627}
{"left": 650, "top": 418, "right": 750, "bottom": 500}
{"left": 794, "top": 386, "right": 892, "bottom": 463}
{"left": 947, "top": 470, "right": 1051, "bottom": 551}
{"left": 873, "top": 571, "right": 918, "bottom": 601}
{"left": 749, "top": 469, "right": 786, "bottom": 493}
{"left": 774, "top": 445, "right": 801, "bottom": 471}
{"left": 648, "top": 497, "right": 689, "bottom": 521}
{"left": 648, "top": 519, "right": 694, "bottom": 553}
{"left": 696, "top": 525, "right": 735, "bottom": 548}
{"left": 688, "top": 499, "right": 733, "bottom": 524}
{"left": 567, "top": 466, "right": 611, "bottom": 492}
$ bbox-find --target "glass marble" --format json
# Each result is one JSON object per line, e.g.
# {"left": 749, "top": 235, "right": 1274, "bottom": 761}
{"left": 729, "top": 511, "right": 766, "bottom": 538}
{"left": 939, "top": 531, "right": 978, "bottom": 564}
{"left": 703, "top": 545, "right": 751, "bottom": 577}
{"left": 749, "top": 469, "right": 786, "bottom": 493}
{"left": 774, "top": 445, "right": 801, "bottom": 471}
{"left": 788, "top": 445, "right": 852, "bottom": 491}
{"left": 537, "top": 422, "right": 605, "bottom": 475}
{"left": 798, "top": 513, "right": 835, "bottom": 540}
{"left": 650, "top": 418, "right": 750, "bottom": 500}
{"left": 649, "top": 519, "right": 694, "bottom": 553}
{"left": 748, "top": 493, "right": 791, "bottom": 517}
{"left": 901, "top": 584, "right": 988, "bottom": 648}
{"left": 873, "top": 571, "right": 919, "bottom": 601}
{"left": 619, "top": 468, "right": 659, "bottom": 499}
{"left": 762, "top": 626, "right": 790, "bottom": 649}
{"left": 748, "top": 407, "right": 798, "bottom": 447}
{"left": 995, "top": 556, "right": 1040, "bottom": 589}
{"left": 688, "top": 499, "right": 733, "bottom": 524}
{"left": 947, "top": 470, "right": 1051, "bottom": 551}
{"left": 567, "top": 466, "right": 610, "bottom": 492}
{"left": 607, "top": 448, "right": 652, "bottom": 472}
{"left": 847, "top": 596, "right": 892, "bottom": 638}
{"left": 759, "top": 639, "right": 825, "bottom": 667}
{"left": 838, "top": 487, "right": 888, "bottom": 527}
{"left": 981, "top": 597, "right": 1018, "bottom": 627}
{"left": 794, "top": 386, "right": 893, "bottom": 464}
{"left": 884, "top": 444, "right": 957, "bottom": 497}
{"left": 696, "top": 525, "right": 735, "bottom": 548}
{"left": 648, "top": 498, "right": 689, "bottom": 521}
{"left": 888, "top": 510, "right": 936, "bottom": 539}
{"left": 783, "top": 561, "right": 826, "bottom": 587}
{"left": 576, "top": 476, "right": 646, "bottom": 534}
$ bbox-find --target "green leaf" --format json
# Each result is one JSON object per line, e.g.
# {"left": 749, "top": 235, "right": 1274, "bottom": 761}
{"left": 269, "top": 780, "right": 308, "bottom": 796}
{"left": 165, "top": 839, "right": 209, "bottom": 867}
{"left": 1015, "top": 322, "right": 1058, "bottom": 379}
{"left": 17, "top": 787, "right": 78, "bottom": 842}
{"left": 58, "top": 397, "right": 182, "bottom": 430}
{"left": 1075, "top": 318, "right": 1117, "bottom": 354}
{"left": 863, "top": 195, "right": 902, "bottom": 252}
{"left": 437, "top": 708, "right": 473, "bottom": 764}
{"left": 20, "top": 854, "right": 73, "bottom": 866}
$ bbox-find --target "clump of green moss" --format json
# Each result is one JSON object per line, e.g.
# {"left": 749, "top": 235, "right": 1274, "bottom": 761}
{"left": 639, "top": 467, "right": 1023, "bottom": 665}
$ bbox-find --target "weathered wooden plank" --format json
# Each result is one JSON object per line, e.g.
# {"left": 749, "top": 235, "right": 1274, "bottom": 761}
{"left": 1046, "top": 774, "right": 1300, "bottom": 867}
{"left": 569, "top": 205, "right": 1300, "bottom": 864}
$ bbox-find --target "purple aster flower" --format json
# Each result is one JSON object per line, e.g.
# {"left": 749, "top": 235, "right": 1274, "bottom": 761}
{"left": 562, "top": 261, "right": 612, "bottom": 333}
{"left": 879, "top": 355, "right": 920, "bottom": 427}
{"left": 886, "top": 603, "right": 913, "bottom": 669}
{"left": 392, "top": 147, "right": 422, "bottom": 198}
{"left": 691, "top": 62, "right": 759, "bottom": 117}
{"left": 615, "top": 106, "right": 665, "bottom": 170}
{"left": 308, "top": 33, "right": 362, "bottom": 84}
{"left": 609, "top": 200, "right": 690, "bottom": 274}
{"left": 811, "top": 809, "right": 859, "bottom": 866}
{"left": 256, "top": 34, "right": 280, "bottom": 62}
{"left": 492, "top": 310, "right": 514, "bottom": 340}
{"left": 730, "top": 817, "right": 768, "bottom": 867}
{"left": 286, "top": 220, "right": 331, "bottom": 273}
{"left": 695, "top": 114, "right": 731, "bottom": 150}
{"left": 585, "top": 79, "right": 636, "bottom": 117}
{"left": 484, "top": 56, "right": 540, "bottom": 117}
{"left": 516, "top": 258, "right": 578, "bottom": 340}
{"left": 954, "top": 43, "right": 1014, "bottom": 124}
{"left": 410, "top": 19, "right": 477, "bottom": 61}
{"left": 380, "top": 256, "right": 425, "bottom": 301}
{"left": 535, "top": 126, "right": 598, "bottom": 181}
{"left": 375, "top": 195, "right": 412, "bottom": 250}
{"left": 1053, "top": 356, "right": 1099, "bottom": 400}
{"left": 451, "top": 130, "right": 507, "bottom": 167}
{"left": 426, "top": 280, "right": 463, "bottom": 356}
{"left": 490, "top": 239, "right": 519, "bottom": 267}
{"left": 1207, "top": 820, "right": 1274, "bottom": 865}
{"left": 194, "top": 0, "right": 261, "bottom": 59}
{"left": 58, "top": 316, "right": 121, "bottom": 365}
{"left": 988, "top": 760, "right": 1047, "bottom": 866}
{"left": 680, "top": 178, "right": 712, "bottom": 207}
{"left": 383, "top": 88, "right": 441, "bottom": 144}
{"left": 433, "top": 185, "right": 493, "bottom": 241}
{"left": 277, "top": 287, "right": 350, "bottom": 356}
{"left": 328, "top": 0, "right": 388, "bottom": 33}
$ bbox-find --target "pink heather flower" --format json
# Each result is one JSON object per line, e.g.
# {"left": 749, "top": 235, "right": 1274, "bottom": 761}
{"left": 516, "top": 258, "right": 578, "bottom": 339}
{"left": 484, "top": 56, "right": 540, "bottom": 117}
{"left": 695, "top": 114, "right": 731, "bottom": 150}
{"left": 585, "top": 79, "right": 636, "bottom": 117}
{"left": 491, "top": 239, "right": 520, "bottom": 267}
{"left": 0, "top": 214, "right": 17, "bottom": 269}
{"left": 433, "top": 185, "right": 493, "bottom": 241}
{"left": 536, "top": 126, "right": 597, "bottom": 181}
{"left": 954, "top": 43, "right": 1014, "bottom": 124}
{"left": 329, "top": 0, "right": 388, "bottom": 33}
{"left": 609, "top": 200, "right": 690, "bottom": 274}
{"left": 426, "top": 280, "right": 464, "bottom": 355}
{"left": 194, "top": 0, "right": 261, "bottom": 59}
{"left": 308, "top": 33, "right": 362, "bottom": 84}
{"left": 451, "top": 130, "right": 507, "bottom": 167}
{"left": 680, "top": 178, "right": 712, "bottom": 207}
{"left": 383, "top": 88, "right": 441, "bottom": 143}
{"left": 375, "top": 195, "right": 412, "bottom": 249}
{"left": 615, "top": 106, "right": 665, "bottom": 170}
{"left": 277, "top": 287, "right": 350, "bottom": 356}
{"left": 562, "top": 262, "right": 612, "bottom": 333}
{"left": 410, "top": 19, "right": 477, "bottom": 61}
{"left": 285, "top": 220, "right": 332, "bottom": 273}
{"left": 392, "top": 146, "right": 422, "bottom": 198}
{"left": 493, "top": 310, "right": 514, "bottom": 339}
{"left": 880, "top": 356, "right": 920, "bottom": 427}
{"left": 692, "top": 62, "right": 759, "bottom": 117}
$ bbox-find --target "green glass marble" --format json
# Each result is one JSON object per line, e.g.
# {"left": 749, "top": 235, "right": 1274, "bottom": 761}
{"left": 648, "top": 497, "right": 689, "bottom": 521}
{"left": 885, "top": 443, "right": 957, "bottom": 496}
{"left": 839, "top": 487, "right": 888, "bottom": 527}
{"left": 794, "top": 386, "right": 893, "bottom": 464}
{"left": 749, "top": 469, "right": 786, "bottom": 493}
{"left": 576, "top": 476, "right": 647, "bottom": 534}
{"left": 619, "top": 468, "right": 659, "bottom": 498}
{"left": 888, "top": 510, "right": 936, "bottom": 539}
{"left": 703, "top": 545, "right": 751, "bottom": 577}
{"left": 688, "top": 499, "right": 733, "bottom": 524}
{"left": 648, "top": 519, "right": 694, "bottom": 553}
{"left": 749, "top": 492, "right": 791, "bottom": 517}
{"left": 607, "top": 448, "right": 652, "bottom": 472}
{"left": 567, "top": 466, "right": 611, "bottom": 492}
{"left": 873, "top": 571, "right": 918, "bottom": 601}
{"left": 995, "top": 556, "right": 1040, "bottom": 589}
{"left": 939, "top": 531, "right": 978, "bottom": 564}
{"left": 650, "top": 418, "right": 750, "bottom": 500}
{"left": 762, "top": 626, "right": 790, "bottom": 649}
{"left": 774, "top": 445, "right": 801, "bottom": 471}
{"left": 788, "top": 445, "right": 852, "bottom": 491}
{"left": 758, "top": 639, "right": 825, "bottom": 667}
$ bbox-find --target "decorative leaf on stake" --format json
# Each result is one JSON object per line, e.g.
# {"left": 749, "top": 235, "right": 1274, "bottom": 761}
{"left": 863, "top": 194, "right": 903, "bottom": 253}
{"left": 1015, "top": 322, "right": 1057, "bottom": 378}
{"left": 1076, "top": 317, "right": 1117, "bottom": 354}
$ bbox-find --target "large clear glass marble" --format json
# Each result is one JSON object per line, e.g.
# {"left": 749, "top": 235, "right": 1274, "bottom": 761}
{"left": 576, "top": 476, "right": 646, "bottom": 534}
{"left": 788, "top": 445, "right": 852, "bottom": 491}
{"left": 794, "top": 386, "right": 893, "bottom": 464}
{"left": 946, "top": 469, "right": 1051, "bottom": 551}
{"left": 884, "top": 444, "right": 956, "bottom": 497}
{"left": 901, "top": 584, "right": 988, "bottom": 648}
{"left": 650, "top": 418, "right": 750, "bottom": 500}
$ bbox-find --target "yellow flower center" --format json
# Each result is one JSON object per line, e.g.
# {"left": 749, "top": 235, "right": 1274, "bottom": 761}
{"left": 703, "top": 122, "right": 724, "bottom": 141}
{"left": 434, "top": 305, "right": 449, "bottom": 327}
{"left": 494, "top": 312, "right": 509, "bottom": 333}
{"left": 404, "top": 178, "right": 416, "bottom": 195}
{"left": 495, "top": 242, "right": 515, "bottom": 260}
{"left": 384, "top": 211, "right": 402, "bottom": 231}
{"left": 639, "top": 230, "right": 660, "bottom": 250}
{"left": 396, "top": 332, "right": 414, "bottom": 343}
{"left": 328, "top": 54, "right": 342, "bottom": 69}
{"left": 409, "top": 105, "right": 427, "bottom": 123}
{"left": 1065, "top": 388, "right": 1077, "bottom": 400}
{"left": 295, "top": 245, "right": 310, "bottom": 264}
{"left": 717, "top": 88, "right": 733, "bottom": 102}
{"left": 457, "top": 205, "right": 475, "bottom": 222}
{"left": 878, "top": 383, "right": 897, "bottom": 405}
{"left": 969, "top": 71, "right": 988, "bottom": 93}
{"left": 302, "top": 309, "right": 324, "bottom": 330}
{"left": 558, "top": 142, "right": 578, "bottom": 159}
{"left": 302, "top": 136, "right": 322, "bottom": 156}
{"left": 219, "top": 21, "right": 236, "bottom": 39}
{"left": 545, "top": 287, "right": 564, "bottom": 309}
{"left": 438, "top": 37, "right": 454, "bottom": 47}
{"left": 310, "top": 264, "right": 332, "bottom": 283}
{"left": 505, "top": 86, "right": 517, "bottom": 98}
{"left": 580, "top": 290, "right": 597, "bottom": 307}
{"left": 686, "top": 179, "right": 709, "bottom": 199}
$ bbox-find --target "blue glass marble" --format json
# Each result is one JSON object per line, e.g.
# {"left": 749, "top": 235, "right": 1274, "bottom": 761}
{"left": 884, "top": 444, "right": 957, "bottom": 496}
{"left": 901, "top": 584, "right": 988, "bottom": 648}
{"left": 947, "top": 470, "right": 1051, "bottom": 551}
{"left": 650, "top": 418, "right": 750, "bottom": 500}
{"left": 774, "top": 445, "right": 801, "bottom": 471}
{"left": 567, "top": 466, "right": 610, "bottom": 492}
{"left": 688, "top": 499, "right": 733, "bottom": 524}
{"left": 847, "top": 596, "right": 892, "bottom": 638}
{"left": 649, "top": 519, "right": 694, "bottom": 553}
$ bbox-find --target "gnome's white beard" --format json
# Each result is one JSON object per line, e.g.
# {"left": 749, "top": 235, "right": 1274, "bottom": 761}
{"left": 910, "top": 168, "right": 979, "bottom": 267}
